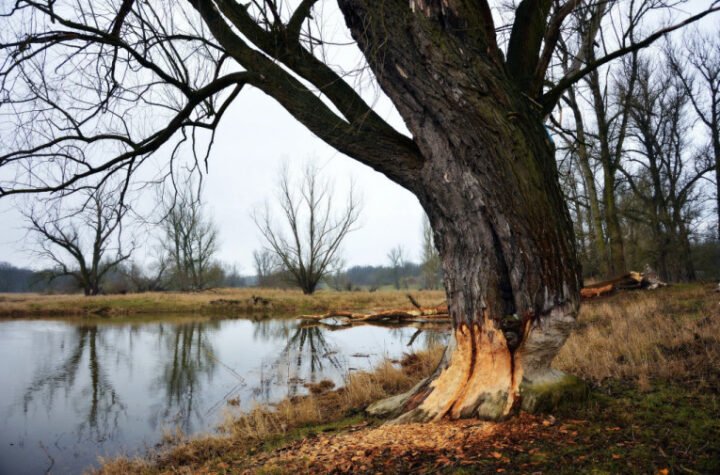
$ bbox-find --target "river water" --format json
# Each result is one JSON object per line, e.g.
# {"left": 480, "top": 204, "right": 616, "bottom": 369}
{"left": 0, "top": 316, "right": 446, "bottom": 474}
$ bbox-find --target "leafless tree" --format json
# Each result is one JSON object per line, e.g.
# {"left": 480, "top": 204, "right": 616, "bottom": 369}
{"left": 123, "top": 259, "right": 167, "bottom": 292}
{"left": 667, "top": 30, "right": 720, "bottom": 240}
{"left": 254, "top": 163, "right": 360, "bottom": 295}
{"left": 420, "top": 216, "right": 442, "bottom": 290}
{"left": 253, "top": 249, "right": 279, "bottom": 287}
{"left": 1, "top": 0, "right": 718, "bottom": 420}
{"left": 158, "top": 184, "right": 220, "bottom": 290}
{"left": 387, "top": 245, "right": 405, "bottom": 290}
{"left": 620, "top": 55, "right": 713, "bottom": 281}
{"left": 26, "top": 187, "right": 132, "bottom": 295}
{"left": 548, "top": 0, "right": 669, "bottom": 278}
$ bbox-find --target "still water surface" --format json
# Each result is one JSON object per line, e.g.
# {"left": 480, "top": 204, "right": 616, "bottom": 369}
{"left": 0, "top": 316, "right": 446, "bottom": 474}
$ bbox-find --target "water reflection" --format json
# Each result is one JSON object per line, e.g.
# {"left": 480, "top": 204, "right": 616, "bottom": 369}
{"left": 152, "top": 321, "right": 220, "bottom": 433}
{"left": 0, "top": 317, "right": 448, "bottom": 475}
{"left": 252, "top": 317, "right": 293, "bottom": 341}
{"left": 281, "top": 326, "right": 341, "bottom": 396}
{"left": 22, "top": 325, "right": 126, "bottom": 444}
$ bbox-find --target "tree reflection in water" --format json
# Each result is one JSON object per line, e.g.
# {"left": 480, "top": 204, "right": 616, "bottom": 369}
{"left": 152, "top": 321, "right": 220, "bottom": 433}
{"left": 18, "top": 318, "right": 448, "bottom": 447}
{"left": 252, "top": 317, "right": 293, "bottom": 342}
{"left": 22, "top": 325, "right": 126, "bottom": 443}
{"left": 258, "top": 325, "right": 342, "bottom": 398}
{"left": 405, "top": 325, "right": 449, "bottom": 349}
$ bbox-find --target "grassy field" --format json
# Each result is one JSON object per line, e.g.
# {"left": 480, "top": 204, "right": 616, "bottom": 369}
{"left": 96, "top": 283, "right": 720, "bottom": 474}
{"left": 0, "top": 288, "right": 446, "bottom": 318}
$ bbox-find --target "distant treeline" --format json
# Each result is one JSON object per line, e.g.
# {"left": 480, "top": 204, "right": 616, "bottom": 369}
{"left": 0, "top": 261, "right": 245, "bottom": 294}
{"left": 0, "top": 260, "right": 442, "bottom": 293}
{"left": 345, "top": 262, "right": 423, "bottom": 289}
{"left": 5, "top": 244, "right": 715, "bottom": 295}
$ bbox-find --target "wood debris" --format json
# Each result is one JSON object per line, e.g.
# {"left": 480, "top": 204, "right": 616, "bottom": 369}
{"left": 240, "top": 413, "right": 584, "bottom": 474}
{"left": 300, "top": 295, "right": 449, "bottom": 325}
{"left": 580, "top": 270, "right": 667, "bottom": 300}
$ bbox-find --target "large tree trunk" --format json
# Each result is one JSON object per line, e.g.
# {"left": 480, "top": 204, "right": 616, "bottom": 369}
{"left": 339, "top": 1, "right": 581, "bottom": 421}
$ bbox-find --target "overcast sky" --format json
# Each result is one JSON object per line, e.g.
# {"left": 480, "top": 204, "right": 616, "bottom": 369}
{"left": 0, "top": 58, "right": 425, "bottom": 273}
{"left": 0, "top": 1, "right": 434, "bottom": 273}
{"left": 0, "top": 92, "right": 426, "bottom": 272}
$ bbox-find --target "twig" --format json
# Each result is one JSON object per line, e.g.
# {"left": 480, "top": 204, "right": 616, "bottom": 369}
{"left": 39, "top": 442, "right": 55, "bottom": 475}
{"left": 406, "top": 293, "right": 422, "bottom": 309}
{"left": 407, "top": 328, "right": 423, "bottom": 347}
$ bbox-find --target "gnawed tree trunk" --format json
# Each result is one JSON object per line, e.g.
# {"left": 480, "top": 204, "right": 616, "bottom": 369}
{"left": 339, "top": 1, "right": 581, "bottom": 421}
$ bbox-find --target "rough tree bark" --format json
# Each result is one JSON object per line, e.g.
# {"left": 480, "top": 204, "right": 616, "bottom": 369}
{"left": 338, "top": 0, "right": 581, "bottom": 421}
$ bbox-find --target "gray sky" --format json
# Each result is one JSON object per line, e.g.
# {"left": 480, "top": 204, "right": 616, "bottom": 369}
{"left": 0, "top": 1, "right": 430, "bottom": 273}
{"left": 0, "top": 80, "right": 425, "bottom": 272}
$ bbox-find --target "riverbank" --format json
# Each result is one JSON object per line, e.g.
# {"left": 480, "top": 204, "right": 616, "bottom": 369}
{"left": 0, "top": 288, "right": 446, "bottom": 318}
{"left": 96, "top": 283, "right": 720, "bottom": 474}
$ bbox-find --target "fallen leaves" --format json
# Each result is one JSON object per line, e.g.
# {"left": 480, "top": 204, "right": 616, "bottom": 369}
{"left": 240, "top": 413, "right": 590, "bottom": 474}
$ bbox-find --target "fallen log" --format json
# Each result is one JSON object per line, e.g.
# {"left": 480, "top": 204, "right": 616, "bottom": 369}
{"left": 299, "top": 304, "right": 450, "bottom": 324}
{"left": 580, "top": 270, "right": 667, "bottom": 299}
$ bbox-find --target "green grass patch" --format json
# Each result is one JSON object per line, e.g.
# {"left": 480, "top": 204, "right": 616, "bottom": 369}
{"left": 521, "top": 380, "right": 720, "bottom": 474}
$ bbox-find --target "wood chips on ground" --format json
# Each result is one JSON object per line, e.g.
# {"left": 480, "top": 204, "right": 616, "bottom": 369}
{"left": 241, "top": 414, "right": 576, "bottom": 474}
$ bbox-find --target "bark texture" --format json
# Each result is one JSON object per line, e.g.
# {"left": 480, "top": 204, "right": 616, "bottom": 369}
{"left": 339, "top": 0, "right": 581, "bottom": 421}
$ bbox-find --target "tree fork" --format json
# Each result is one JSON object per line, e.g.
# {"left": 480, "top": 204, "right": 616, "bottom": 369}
{"left": 339, "top": 0, "right": 582, "bottom": 421}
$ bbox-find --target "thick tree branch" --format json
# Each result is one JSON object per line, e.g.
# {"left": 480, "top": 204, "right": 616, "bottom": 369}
{"left": 212, "top": 0, "right": 407, "bottom": 141}
{"left": 506, "top": 0, "right": 553, "bottom": 92}
{"left": 287, "top": 0, "right": 320, "bottom": 40}
{"left": 532, "top": 0, "right": 581, "bottom": 95}
{"left": 191, "top": 0, "right": 423, "bottom": 186}
{"left": 110, "top": 0, "right": 136, "bottom": 37}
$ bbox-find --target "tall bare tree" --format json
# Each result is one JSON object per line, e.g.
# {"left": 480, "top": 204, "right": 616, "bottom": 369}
{"left": 620, "top": 55, "right": 712, "bottom": 281}
{"left": 253, "top": 249, "right": 279, "bottom": 287}
{"left": 26, "top": 187, "right": 132, "bottom": 295}
{"left": 254, "top": 164, "right": 360, "bottom": 295}
{"left": 1, "top": 0, "right": 718, "bottom": 420}
{"left": 159, "top": 185, "right": 220, "bottom": 290}
{"left": 667, "top": 31, "right": 720, "bottom": 240}
{"left": 549, "top": 0, "right": 659, "bottom": 278}
{"left": 387, "top": 245, "right": 405, "bottom": 290}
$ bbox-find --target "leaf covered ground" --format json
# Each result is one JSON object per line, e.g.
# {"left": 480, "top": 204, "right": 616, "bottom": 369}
{"left": 178, "top": 379, "right": 718, "bottom": 474}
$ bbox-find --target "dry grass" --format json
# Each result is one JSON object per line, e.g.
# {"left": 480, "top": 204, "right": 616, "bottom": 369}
{"left": 223, "top": 347, "right": 443, "bottom": 443}
{"left": 94, "top": 345, "right": 444, "bottom": 475}
{"left": 0, "top": 288, "right": 446, "bottom": 318}
{"left": 555, "top": 284, "right": 720, "bottom": 387}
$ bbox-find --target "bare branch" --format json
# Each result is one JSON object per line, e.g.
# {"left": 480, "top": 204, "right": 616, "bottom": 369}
{"left": 542, "top": 3, "right": 720, "bottom": 112}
